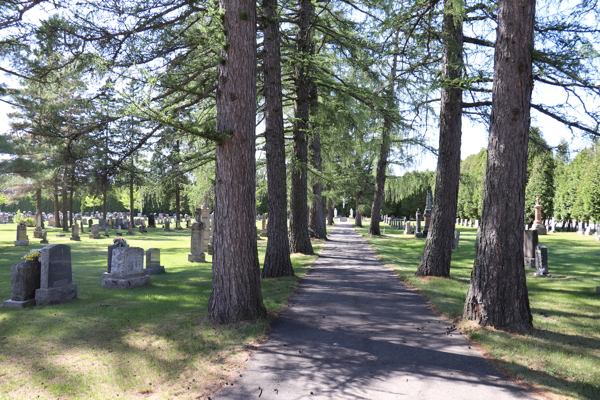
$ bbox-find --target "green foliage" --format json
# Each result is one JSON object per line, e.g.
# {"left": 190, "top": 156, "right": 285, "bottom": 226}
{"left": 457, "top": 148, "right": 487, "bottom": 220}
{"left": 524, "top": 129, "right": 555, "bottom": 223}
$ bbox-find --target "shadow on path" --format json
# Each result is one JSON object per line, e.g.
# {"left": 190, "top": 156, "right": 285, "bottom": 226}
{"left": 214, "top": 224, "right": 533, "bottom": 400}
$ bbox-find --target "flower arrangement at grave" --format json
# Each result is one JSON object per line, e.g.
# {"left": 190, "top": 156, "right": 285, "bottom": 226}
{"left": 113, "top": 237, "right": 129, "bottom": 247}
{"left": 22, "top": 249, "right": 41, "bottom": 261}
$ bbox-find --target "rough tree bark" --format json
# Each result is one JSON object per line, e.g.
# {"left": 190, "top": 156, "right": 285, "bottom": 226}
{"left": 53, "top": 178, "right": 60, "bottom": 228}
{"left": 355, "top": 191, "right": 362, "bottom": 227}
{"left": 417, "top": 0, "right": 463, "bottom": 277}
{"left": 62, "top": 166, "right": 69, "bottom": 232}
{"left": 289, "top": 0, "right": 314, "bottom": 254}
{"left": 69, "top": 189, "right": 74, "bottom": 227}
{"left": 35, "top": 188, "right": 41, "bottom": 225}
{"left": 310, "top": 134, "right": 326, "bottom": 239}
{"left": 327, "top": 199, "right": 334, "bottom": 226}
{"left": 129, "top": 167, "right": 134, "bottom": 229}
{"left": 262, "top": 0, "right": 294, "bottom": 278}
{"left": 209, "top": 0, "right": 267, "bottom": 323}
{"left": 175, "top": 140, "right": 181, "bottom": 227}
{"left": 463, "top": 0, "right": 535, "bottom": 332}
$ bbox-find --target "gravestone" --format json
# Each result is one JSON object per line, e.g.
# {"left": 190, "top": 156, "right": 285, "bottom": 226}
{"left": 531, "top": 197, "right": 547, "bottom": 235}
{"left": 452, "top": 230, "right": 460, "bottom": 250}
{"left": 423, "top": 192, "right": 432, "bottom": 236}
{"left": 89, "top": 224, "right": 101, "bottom": 239}
{"left": 40, "top": 230, "right": 48, "bottom": 244}
{"left": 80, "top": 218, "right": 85, "bottom": 234}
{"left": 116, "top": 217, "right": 122, "bottom": 228}
{"left": 188, "top": 222, "right": 205, "bottom": 262}
{"left": 164, "top": 220, "right": 172, "bottom": 232}
{"left": 138, "top": 221, "right": 147, "bottom": 233}
{"left": 404, "top": 221, "right": 413, "bottom": 235}
{"left": 415, "top": 209, "right": 424, "bottom": 238}
{"left": 34, "top": 213, "right": 43, "bottom": 238}
{"left": 176, "top": 220, "right": 183, "bottom": 230}
{"left": 35, "top": 245, "right": 78, "bottom": 306}
{"left": 534, "top": 245, "right": 549, "bottom": 276}
{"left": 70, "top": 224, "right": 80, "bottom": 241}
{"left": 127, "top": 222, "right": 133, "bottom": 235}
{"left": 103, "top": 247, "right": 149, "bottom": 289}
{"left": 4, "top": 260, "right": 41, "bottom": 308}
{"left": 88, "top": 219, "right": 93, "bottom": 228}
{"left": 350, "top": 208, "right": 353, "bottom": 218}
{"left": 145, "top": 248, "right": 165, "bottom": 275}
{"left": 261, "top": 214, "right": 268, "bottom": 236}
{"left": 107, "top": 244, "right": 118, "bottom": 273}
{"left": 14, "top": 225, "right": 29, "bottom": 246}
{"left": 523, "top": 230, "right": 539, "bottom": 268}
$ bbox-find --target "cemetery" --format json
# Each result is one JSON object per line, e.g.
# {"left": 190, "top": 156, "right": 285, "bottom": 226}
{"left": 0, "top": 0, "right": 598, "bottom": 399}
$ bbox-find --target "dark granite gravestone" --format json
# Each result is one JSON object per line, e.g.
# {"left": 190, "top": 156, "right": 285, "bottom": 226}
{"left": 148, "top": 214, "right": 156, "bottom": 228}
{"left": 3, "top": 260, "right": 41, "bottom": 308}
{"left": 523, "top": 230, "right": 539, "bottom": 268}
{"left": 89, "top": 219, "right": 93, "bottom": 228}
{"left": 35, "top": 244, "right": 77, "bottom": 305}
{"left": 535, "top": 245, "right": 549, "bottom": 276}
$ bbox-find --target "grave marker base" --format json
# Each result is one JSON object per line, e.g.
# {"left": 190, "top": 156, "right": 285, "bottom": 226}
{"left": 102, "top": 273, "right": 149, "bottom": 289}
{"left": 188, "top": 253, "right": 205, "bottom": 262}
{"left": 56, "top": 233, "right": 65, "bottom": 237}
{"left": 70, "top": 236, "right": 81, "bottom": 241}
{"left": 3, "top": 299, "right": 36, "bottom": 308}
{"left": 13, "top": 240, "right": 29, "bottom": 246}
{"left": 88, "top": 234, "right": 101, "bottom": 239}
{"left": 144, "top": 266, "right": 165, "bottom": 275}
{"left": 35, "top": 283, "right": 77, "bottom": 306}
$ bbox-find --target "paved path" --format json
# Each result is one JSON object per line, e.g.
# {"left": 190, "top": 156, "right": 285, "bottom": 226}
{"left": 214, "top": 223, "right": 532, "bottom": 400}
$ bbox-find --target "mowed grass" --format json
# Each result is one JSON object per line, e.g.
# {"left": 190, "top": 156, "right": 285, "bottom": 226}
{"left": 0, "top": 221, "right": 322, "bottom": 400}
{"left": 356, "top": 224, "right": 600, "bottom": 400}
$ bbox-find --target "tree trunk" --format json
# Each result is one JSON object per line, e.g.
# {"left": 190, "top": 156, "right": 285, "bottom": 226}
{"left": 53, "top": 178, "right": 61, "bottom": 228}
{"left": 417, "top": 0, "right": 463, "bottom": 277}
{"left": 62, "top": 167, "right": 68, "bottom": 232}
{"left": 209, "top": 0, "right": 267, "bottom": 324}
{"left": 130, "top": 168, "right": 134, "bottom": 228}
{"left": 463, "top": 0, "right": 535, "bottom": 332}
{"left": 35, "top": 187, "right": 42, "bottom": 227}
{"left": 327, "top": 200, "right": 334, "bottom": 225}
{"left": 311, "top": 134, "right": 326, "bottom": 239}
{"left": 355, "top": 191, "right": 362, "bottom": 227}
{"left": 262, "top": 0, "right": 294, "bottom": 278}
{"left": 289, "top": 0, "right": 314, "bottom": 254}
{"left": 69, "top": 189, "right": 74, "bottom": 227}
{"left": 175, "top": 139, "right": 181, "bottom": 226}
{"left": 369, "top": 55, "right": 397, "bottom": 236}
{"left": 102, "top": 184, "right": 108, "bottom": 220}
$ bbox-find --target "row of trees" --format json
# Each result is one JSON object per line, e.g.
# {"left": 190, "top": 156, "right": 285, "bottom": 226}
{"left": 0, "top": 0, "right": 598, "bottom": 330}
{"left": 457, "top": 134, "right": 600, "bottom": 225}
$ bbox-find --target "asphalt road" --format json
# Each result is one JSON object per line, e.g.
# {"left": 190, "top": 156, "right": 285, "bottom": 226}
{"left": 213, "top": 223, "right": 532, "bottom": 400}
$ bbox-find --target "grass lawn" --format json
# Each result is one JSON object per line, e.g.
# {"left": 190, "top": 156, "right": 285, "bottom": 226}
{"left": 356, "top": 224, "right": 600, "bottom": 400}
{"left": 0, "top": 221, "right": 322, "bottom": 400}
